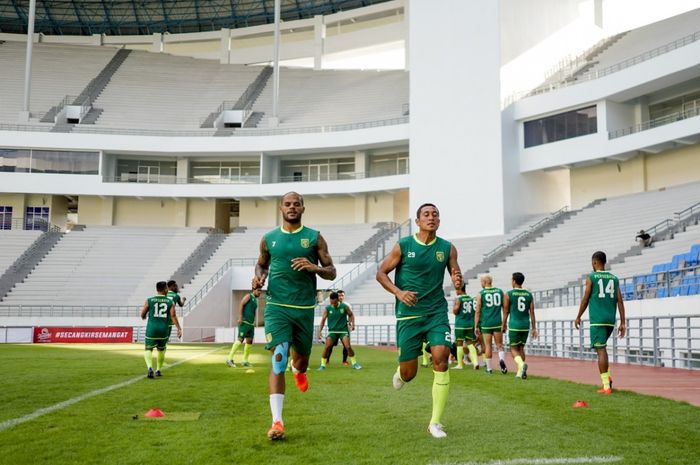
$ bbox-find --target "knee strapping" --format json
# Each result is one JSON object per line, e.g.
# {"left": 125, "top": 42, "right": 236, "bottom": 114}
{"left": 272, "top": 342, "right": 290, "bottom": 374}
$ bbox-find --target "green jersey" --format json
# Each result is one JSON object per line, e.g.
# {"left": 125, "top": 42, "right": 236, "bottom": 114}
{"left": 588, "top": 271, "right": 619, "bottom": 326}
{"left": 326, "top": 302, "right": 350, "bottom": 333}
{"left": 241, "top": 292, "right": 257, "bottom": 325}
{"left": 454, "top": 295, "right": 475, "bottom": 328}
{"left": 394, "top": 234, "right": 452, "bottom": 318}
{"left": 165, "top": 290, "right": 181, "bottom": 325}
{"left": 507, "top": 288, "right": 533, "bottom": 331}
{"left": 264, "top": 225, "right": 320, "bottom": 309}
{"left": 145, "top": 295, "right": 174, "bottom": 338}
{"left": 479, "top": 287, "right": 504, "bottom": 329}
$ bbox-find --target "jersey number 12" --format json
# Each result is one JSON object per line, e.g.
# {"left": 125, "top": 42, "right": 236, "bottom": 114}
{"left": 154, "top": 302, "right": 169, "bottom": 318}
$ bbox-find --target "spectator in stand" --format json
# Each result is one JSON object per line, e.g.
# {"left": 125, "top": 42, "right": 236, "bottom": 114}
{"left": 636, "top": 230, "right": 653, "bottom": 248}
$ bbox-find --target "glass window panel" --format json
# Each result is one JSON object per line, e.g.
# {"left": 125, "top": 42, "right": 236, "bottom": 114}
{"left": 523, "top": 105, "right": 597, "bottom": 148}
{"left": 30, "top": 150, "right": 98, "bottom": 174}
{"left": 0, "top": 148, "right": 31, "bottom": 172}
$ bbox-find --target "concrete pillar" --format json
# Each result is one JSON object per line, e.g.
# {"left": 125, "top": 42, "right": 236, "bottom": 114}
{"left": 92, "top": 34, "right": 103, "bottom": 46}
{"left": 354, "top": 150, "right": 369, "bottom": 178}
{"left": 313, "top": 15, "right": 326, "bottom": 70}
{"left": 219, "top": 28, "right": 231, "bottom": 64}
{"left": 177, "top": 158, "right": 189, "bottom": 183}
{"left": 102, "top": 197, "right": 115, "bottom": 225}
{"left": 403, "top": 0, "right": 409, "bottom": 70}
{"left": 175, "top": 199, "right": 187, "bottom": 227}
{"left": 151, "top": 33, "right": 163, "bottom": 53}
{"left": 409, "top": 0, "right": 503, "bottom": 237}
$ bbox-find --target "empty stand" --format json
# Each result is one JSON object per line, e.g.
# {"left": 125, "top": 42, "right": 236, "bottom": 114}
{"left": 467, "top": 182, "right": 700, "bottom": 294}
{"left": 0, "top": 230, "right": 42, "bottom": 275}
{"left": 89, "top": 51, "right": 261, "bottom": 130}
{"left": 251, "top": 68, "right": 408, "bottom": 128}
{"left": 1, "top": 227, "right": 205, "bottom": 307}
{"left": 0, "top": 42, "right": 118, "bottom": 123}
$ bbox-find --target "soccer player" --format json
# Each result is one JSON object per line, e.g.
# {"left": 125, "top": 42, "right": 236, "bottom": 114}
{"left": 452, "top": 284, "right": 479, "bottom": 370}
{"left": 575, "top": 251, "right": 626, "bottom": 394}
{"left": 140, "top": 281, "right": 182, "bottom": 378}
{"left": 226, "top": 288, "right": 261, "bottom": 367}
{"left": 474, "top": 274, "right": 507, "bottom": 374}
{"left": 502, "top": 272, "right": 537, "bottom": 379}
{"left": 326, "top": 289, "right": 351, "bottom": 366}
{"left": 167, "top": 280, "right": 187, "bottom": 310}
{"left": 376, "top": 203, "right": 462, "bottom": 439}
{"left": 253, "top": 192, "right": 336, "bottom": 441}
{"left": 317, "top": 291, "right": 361, "bottom": 370}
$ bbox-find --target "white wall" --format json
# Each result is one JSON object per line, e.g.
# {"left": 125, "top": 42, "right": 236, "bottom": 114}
{"left": 409, "top": 0, "right": 504, "bottom": 238}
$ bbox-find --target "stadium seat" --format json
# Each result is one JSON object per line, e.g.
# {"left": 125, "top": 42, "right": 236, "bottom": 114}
{"left": 657, "top": 288, "right": 669, "bottom": 298}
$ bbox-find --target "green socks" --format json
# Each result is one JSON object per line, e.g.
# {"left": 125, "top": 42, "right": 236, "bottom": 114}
{"left": 243, "top": 343, "right": 251, "bottom": 363}
{"left": 467, "top": 344, "right": 478, "bottom": 366}
{"left": 144, "top": 350, "right": 153, "bottom": 369}
{"left": 228, "top": 340, "right": 242, "bottom": 360}
{"left": 349, "top": 357, "right": 357, "bottom": 365}
{"left": 421, "top": 342, "right": 429, "bottom": 366}
{"left": 456, "top": 346, "right": 464, "bottom": 368}
{"left": 321, "top": 358, "right": 327, "bottom": 368}
{"left": 430, "top": 370, "right": 450, "bottom": 425}
{"left": 601, "top": 370, "right": 611, "bottom": 389}
{"left": 156, "top": 350, "right": 165, "bottom": 371}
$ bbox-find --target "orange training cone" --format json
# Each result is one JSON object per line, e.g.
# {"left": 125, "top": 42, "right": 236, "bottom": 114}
{"left": 145, "top": 408, "right": 165, "bottom": 418}
{"left": 572, "top": 400, "right": 589, "bottom": 409}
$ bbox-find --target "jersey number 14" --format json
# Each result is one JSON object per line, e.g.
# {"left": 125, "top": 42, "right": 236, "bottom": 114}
{"left": 597, "top": 279, "right": 615, "bottom": 299}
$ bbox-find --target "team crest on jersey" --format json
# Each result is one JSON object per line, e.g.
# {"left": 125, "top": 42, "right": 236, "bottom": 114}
{"left": 436, "top": 251, "right": 445, "bottom": 262}
{"left": 301, "top": 238, "right": 310, "bottom": 248}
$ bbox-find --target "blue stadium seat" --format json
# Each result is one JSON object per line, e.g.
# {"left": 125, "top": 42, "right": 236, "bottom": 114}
{"left": 680, "top": 285, "right": 690, "bottom": 296}
{"left": 657, "top": 288, "right": 668, "bottom": 298}
{"left": 651, "top": 264, "right": 664, "bottom": 273}
{"left": 688, "top": 245, "right": 700, "bottom": 266}
{"left": 645, "top": 274, "right": 657, "bottom": 283}
{"left": 671, "top": 286, "right": 682, "bottom": 297}
{"left": 622, "top": 282, "right": 635, "bottom": 299}
{"left": 689, "top": 284, "right": 699, "bottom": 295}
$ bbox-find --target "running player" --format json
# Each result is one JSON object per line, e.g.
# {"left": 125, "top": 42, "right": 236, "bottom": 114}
{"left": 167, "top": 280, "right": 186, "bottom": 310}
{"left": 376, "top": 203, "right": 462, "bottom": 439}
{"left": 226, "top": 288, "right": 261, "bottom": 367}
{"left": 502, "top": 272, "right": 537, "bottom": 379}
{"left": 317, "top": 291, "right": 361, "bottom": 370}
{"left": 452, "top": 284, "right": 479, "bottom": 370}
{"left": 474, "top": 275, "right": 507, "bottom": 374}
{"left": 140, "top": 281, "right": 182, "bottom": 378}
{"left": 575, "top": 251, "right": 626, "bottom": 394}
{"left": 253, "top": 192, "right": 336, "bottom": 441}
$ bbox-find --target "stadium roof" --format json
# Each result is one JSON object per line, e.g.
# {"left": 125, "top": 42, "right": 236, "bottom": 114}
{"left": 0, "top": 0, "right": 391, "bottom": 36}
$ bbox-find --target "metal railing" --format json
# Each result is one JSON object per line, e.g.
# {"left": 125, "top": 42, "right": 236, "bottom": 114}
{"left": 533, "top": 262, "right": 700, "bottom": 308}
{"left": 1, "top": 116, "right": 409, "bottom": 137}
{"left": 325, "top": 219, "right": 412, "bottom": 294}
{"left": 609, "top": 103, "right": 700, "bottom": 139}
{"left": 529, "top": 315, "right": 699, "bottom": 369}
{"left": 482, "top": 206, "right": 569, "bottom": 261}
{"left": 103, "top": 174, "right": 260, "bottom": 185}
{"left": 0, "top": 305, "right": 140, "bottom": 317}
{"left": 0, "top": 123, "right": 52, "bottom": 132}
{"left": 1, "top": 217, "right": 62, "bottom": 232}
{"left": 315, "top": 302, "right": 394, "bottom": 317}
{"left": 505, "top": 29, "right": 700, "bottom": 105}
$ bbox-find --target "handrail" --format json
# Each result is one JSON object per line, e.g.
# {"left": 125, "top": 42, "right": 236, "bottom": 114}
{"left": 2, "top": 115, "right": 409, "bottom": 137}
{"left": 609, "top": 103, "right": 700, "bottom": 139}
{"left": 324, "top": 219, "right": 412, "bottom": 293}
{"left": 506, "top": 29, "right": 700, "bottom": 105}
{"left": 482, "top": 206, "right": 569, "bottom": 260}
{"left": 675, "top": 200, "right": 700, "bottom": 222}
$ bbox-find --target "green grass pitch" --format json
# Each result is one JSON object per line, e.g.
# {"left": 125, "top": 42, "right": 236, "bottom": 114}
{"left": 1, "top": 343, "right": 699, "bottom": 465}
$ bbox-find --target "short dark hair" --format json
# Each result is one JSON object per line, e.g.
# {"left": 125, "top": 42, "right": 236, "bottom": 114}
{"left": 592, "top": 251, "right": 607, "bottom": 265}
{"left": 460, "top": 283, "right": 466, "bottom": 292}
{"left": 281, "top": 191, "right": 304, "bottom": 205}
{"left": 512, "top": 272, "right": 525, "bottom": 286}
{"left": 156, "top": 281, "right": 168, "bottom": 292}
{"left": 329, "top": 291, "right": 339, "bottom": 300}
{"left": 167, "top": 280, "right": 176, "bottom": 288}
{"left": 416, "top": 203, "right": 438, "bottom": 218}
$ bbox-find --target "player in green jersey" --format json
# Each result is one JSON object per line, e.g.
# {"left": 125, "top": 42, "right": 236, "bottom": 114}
{"left": 575, "top": 251, "right": 626, "bottom": 394}
{"left": 452, "top": 284, "right": 479, "bottom": 370}
{"left": 166, "top": 281, "right": 186, "bottom": 349}
{"left": 140, "top": 281, "right": 182, "bottom": 378}
{"left": 253, "top": 192, "right": 336, "bottom": 441}
{"left": 226, "top": 288, "right": 261, "bottom": 367}
{"left": 316, "top": 291, "right": 361, "bottom": 370}
{"left": 325, "top": 290, "right": 352, "bottom": 366}
{"left": 502, "top": 272, "right": 537, "bottom": 379}
{"left": 474, "top": 274, "right": 507, "bottom": 374}
{"left": 377, "top": 203, "right": 462, "bottom": 439}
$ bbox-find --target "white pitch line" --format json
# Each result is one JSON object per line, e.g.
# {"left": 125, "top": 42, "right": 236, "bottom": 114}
{"left": 0, "top": 347, "right": 220, "bottom": 433}
{"left": 429, "top": 456, "right": 623, "bottom": 465}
